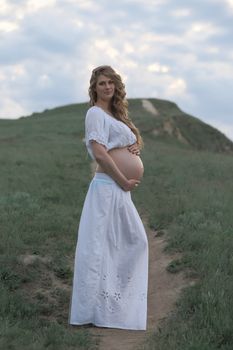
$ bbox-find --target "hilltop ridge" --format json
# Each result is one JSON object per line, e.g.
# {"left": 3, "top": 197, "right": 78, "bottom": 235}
{"left": 129, "top": 98, "right": 233, "bottom": 154}
{"left": 2, "top": 97, "right": 232, "bottom": 155}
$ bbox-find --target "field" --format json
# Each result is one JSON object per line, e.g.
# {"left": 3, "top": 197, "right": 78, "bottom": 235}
{"left": 0, "top": 99, "right": 233, "bottom": 349}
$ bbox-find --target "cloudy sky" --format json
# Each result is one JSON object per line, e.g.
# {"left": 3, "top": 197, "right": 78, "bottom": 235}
{"left": 1, "top": 0, "right": 233, "bottom": 140}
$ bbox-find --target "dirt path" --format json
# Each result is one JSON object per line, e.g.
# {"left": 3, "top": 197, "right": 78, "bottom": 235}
{"left": 89, "top": 223, "right": 194, "bottom": 350}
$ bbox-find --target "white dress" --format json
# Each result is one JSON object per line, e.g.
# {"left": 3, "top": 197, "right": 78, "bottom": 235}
{"left": 68, "top": 106, "right": 149, "bottom": 330}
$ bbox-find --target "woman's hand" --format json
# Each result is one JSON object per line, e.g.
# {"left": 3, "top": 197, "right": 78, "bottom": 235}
{"left": 122, "top": 179, "right": 140, "bottom": 192}
{"left": 127, "top": 143, "right": 140, "bottom": 156}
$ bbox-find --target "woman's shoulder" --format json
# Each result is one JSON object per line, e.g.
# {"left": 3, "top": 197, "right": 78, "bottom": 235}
{"left": 86, "top": 106, "right": 106, "bottom": 120}
{"left": 85, "top": 106, "right": 109, "bottom": 130}
{"left": 86, "top": 105, "right": 103, "bottom": 115}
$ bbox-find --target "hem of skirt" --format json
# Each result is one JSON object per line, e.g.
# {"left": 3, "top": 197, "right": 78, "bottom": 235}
{"left": 69, "top": 321, "right": 146, "bottom": 331}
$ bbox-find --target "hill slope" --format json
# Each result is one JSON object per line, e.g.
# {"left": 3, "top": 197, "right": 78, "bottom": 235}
{"left": 128, "top": 98, "right": 233, "bottom": 153}
{"left": 10, "top": 97, "right": 232, "bottom": 154}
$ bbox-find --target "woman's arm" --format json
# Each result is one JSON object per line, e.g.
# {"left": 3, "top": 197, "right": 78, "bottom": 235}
{"left": 91, "top": 141, "right": 140, "bottom": 191}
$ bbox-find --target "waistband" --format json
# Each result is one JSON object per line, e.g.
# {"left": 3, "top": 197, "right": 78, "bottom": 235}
{"left": 92, "top": 172, "right": 116, "bottom": 184}
{"left": 92, "top": 172, "right": 131, "bottom": 198}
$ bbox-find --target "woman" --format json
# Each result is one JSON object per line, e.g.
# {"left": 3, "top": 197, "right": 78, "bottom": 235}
{"left": 68, "top": 65, "right": 148, "bottom": 330}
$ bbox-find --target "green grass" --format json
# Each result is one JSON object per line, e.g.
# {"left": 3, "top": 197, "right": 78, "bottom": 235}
{"left": 0, "top": 98, "right": 233, "bottom": 349}
{"left": 139, "top": 142, "right": 233, "bottom": 349}
{"left": 0, "top": 103, "right": 97, "bottom": 349}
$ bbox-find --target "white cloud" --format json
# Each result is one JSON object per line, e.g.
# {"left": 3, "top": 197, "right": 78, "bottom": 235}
{"left": 186, "top": 21, "right": 225, "bottom": 42}
{"left": 204, "top": 46, "right": 220, "bottom": 54}
{"left": 224, "top": 0, "right": 233, "bottom": 11}
{"left": 121, "top": 59, "right": 138, "bottom": 69}
{"left": 0, "top": 71, "right": 6, "bottom": 81}
{"left": 123, "top": 43, "right": 135, "bottom": 54}
{"left": 148, "top": 63, "right": 170, "bottom": 73}
{"left": 38, "top": 74, "right": 52, "bottom": 87}
{"left": 125, "top": 0, "right": 166, "bottom": 5}
{"left": 171, "top": 8, "right": 191, "bottom": 17}
{"left": 26, "top": 0, "right": 57, "bottom": 12}
{"left": 0, "top": 0, "right": 11, "bottom": 15}
{"left": 0, "top": 21, "right": 19, "bottom": 32}
{"left": 72, "top": 19, "right": 84, "bottom": 28}
{"left": 166, "top": 78, "right": 187, "bottom": 97}
{"left": 202, "top": 62, "right": 233, "bottom": 80}
{"left": 65, "top": 0, "right": 101, "bottom": 11}
{"left": 94, "top": 40, "right": 119, "bottom": 59}
{"left": 0, "top": 0, "right": 57, "bottom": 21}
{"left": 0, "top": 97, "right": 29, "bottom": 119}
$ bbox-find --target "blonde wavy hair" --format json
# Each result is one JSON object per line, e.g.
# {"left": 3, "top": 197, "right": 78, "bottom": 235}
{"left": 88, "top": 65, "right": 144, "bottom": 149}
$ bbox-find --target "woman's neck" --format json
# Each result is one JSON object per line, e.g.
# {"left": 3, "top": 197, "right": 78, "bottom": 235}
{"left": 94, "top": 101, "right": 111, "bottom": 113}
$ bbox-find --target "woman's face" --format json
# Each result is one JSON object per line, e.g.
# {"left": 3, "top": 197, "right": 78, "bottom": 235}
{"left": 95, "top": 74, "right": 115, "bottom": 102}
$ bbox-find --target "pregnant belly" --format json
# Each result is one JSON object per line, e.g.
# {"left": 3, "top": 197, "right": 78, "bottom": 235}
{"left": 97, "top": 146, "right": 144, "bottom": 180}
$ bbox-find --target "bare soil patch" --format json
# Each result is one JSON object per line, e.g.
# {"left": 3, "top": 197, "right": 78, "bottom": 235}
{"left": 141, "top": 99, "right": 159, "bottom": 117}
{"left": 18, "top": 253, "right": 72, "bottom": 323}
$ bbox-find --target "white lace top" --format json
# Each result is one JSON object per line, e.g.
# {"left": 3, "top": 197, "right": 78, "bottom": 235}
{"left": 85, "top": 106, "right": 137, "bottom": 160}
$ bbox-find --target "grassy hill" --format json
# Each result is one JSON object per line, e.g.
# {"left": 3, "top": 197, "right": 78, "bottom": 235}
{"left": 1, "top": 98, "right": 233, "bottom": 349}
{"left": 128, "top": 98, "right": 233, "bottom": 153}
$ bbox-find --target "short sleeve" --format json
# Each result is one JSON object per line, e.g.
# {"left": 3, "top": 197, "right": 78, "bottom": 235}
{"left": 85, "top": 107, "right": 109, "bottom": 160}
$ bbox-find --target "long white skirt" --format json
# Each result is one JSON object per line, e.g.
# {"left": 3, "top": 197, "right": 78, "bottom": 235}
{"left": 68, "top": 172, "right": 149, "bottom": 330}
